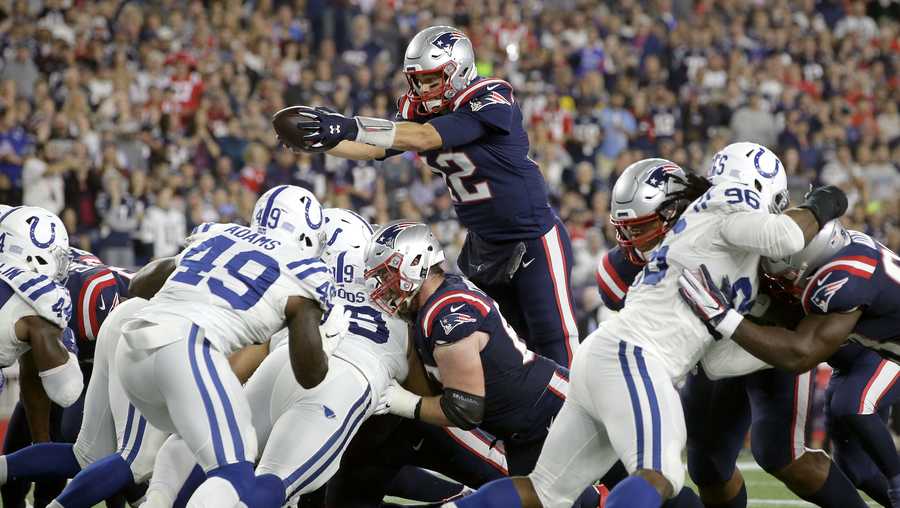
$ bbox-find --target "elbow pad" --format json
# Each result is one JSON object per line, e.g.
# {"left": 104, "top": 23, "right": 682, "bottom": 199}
{"left": 39, "top": 353, "right": 83, "bottom": 407}
{"left": 440, "top": 388, "right": 485, "bottom": 430}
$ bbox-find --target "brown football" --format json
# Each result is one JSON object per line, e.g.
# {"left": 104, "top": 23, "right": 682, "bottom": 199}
{"left": 272, "top": 106, "right": 310, "bottom": 151}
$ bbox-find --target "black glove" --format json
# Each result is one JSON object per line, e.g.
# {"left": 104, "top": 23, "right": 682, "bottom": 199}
{"left": 797, "top": 185, "right": 848, "bottom": 228}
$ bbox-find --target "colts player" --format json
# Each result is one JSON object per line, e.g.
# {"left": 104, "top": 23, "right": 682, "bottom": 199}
{"left": 278, "top": 26, "right": 579, "bottom": 368}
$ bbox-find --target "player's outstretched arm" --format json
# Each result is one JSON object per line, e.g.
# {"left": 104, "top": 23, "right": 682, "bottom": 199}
{"left": 730, "top": 310, "right": 861, "bottom": 373}
{"left": 721, "top": 186, "right": 848, "bottom": 259}
{"left": 294, "top": 107, "right": 445, "bottom": 154}
{"left": 129, "top": 256, "right": 176, "bottom": 299}
{"left": 284, "top": 296, "right": 328, "bottom": 389}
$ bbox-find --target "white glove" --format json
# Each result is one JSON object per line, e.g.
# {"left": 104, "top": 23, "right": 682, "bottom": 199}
{"left": 677, "top": 264, "right": 744, "bottom": 340}
{"left": 375, "top": 379, "right": 422, "bottom": 419}
{"left": 319, "top": 303, "right": 350, "bottom": 357}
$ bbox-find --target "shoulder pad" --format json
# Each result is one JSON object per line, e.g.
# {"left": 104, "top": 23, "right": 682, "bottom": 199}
{"left": 801, "top": 254, "right": 878, "bottom": 314}
{"left": 421, "top": 289, "right": 491, "bottom": 344}
{"left": 0, "top": 263, "right": 71, "bottom": 328}
{"left": 596, "top": 247, "right": 642, "bottom": 311}
{"left": 451, "top": 79, "right": 514, "bottom": 112}
{"left": 285, "top": 257, "right": 335, "bottom": 311}
{"left": 694, "top": 183, "right": 767, "bottom": 215}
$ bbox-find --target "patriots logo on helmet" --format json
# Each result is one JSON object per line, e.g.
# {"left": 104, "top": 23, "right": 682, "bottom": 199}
{"left": 439, "top": 312, "right": 477, "bottom": 335}
{"left": 432, "top": 31, "right": 465, "bottom": 52}
{"left": 644, "top": 164, "right": 681, "bottom": 189}
{"left": 809, "top": 273, "right": 849, "bottom": 313}
{"left": 374, "top": 221, "right": 418, "bottom": 247}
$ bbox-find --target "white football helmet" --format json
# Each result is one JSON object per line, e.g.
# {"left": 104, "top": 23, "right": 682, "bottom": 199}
{"left": 364, "top": 220, "right": 445, "bottom": 315}
{"left": 762, "top": 219, "right": 851, "bottom": 284}
{"left": 322, "top": 208, "right": 374, "bottom": 285}
{"left": 708, "top": 142, "right": 789, "bottom": 213}
{"left": 251, "top": 185, "right": 326, "bottom": 256}
{"left": 403, "top": 26, "right": 478, "bottom": 114}
{"left": 0, "top": 206, "right": 70, "bottom": 282}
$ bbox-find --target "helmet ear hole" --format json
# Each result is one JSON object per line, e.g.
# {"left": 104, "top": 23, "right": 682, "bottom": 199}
{"left": 755, "top": 180, "right": 763, "bottom": 192}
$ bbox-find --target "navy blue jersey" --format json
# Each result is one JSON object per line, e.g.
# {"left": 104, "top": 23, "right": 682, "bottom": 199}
{"left": 393, "top": 78, "right": 555, "bottom": 242}
{"left": 801, "top": 231, "right": 900, "bottom": 360}
{"left": 414, "top": 274, "right": 563, "bottom": 437}
{"left": 595, "top": 246, "right": 644, "bottom": 311}
{"left": 65, "top": 249, "right": 132, "bottom": 362}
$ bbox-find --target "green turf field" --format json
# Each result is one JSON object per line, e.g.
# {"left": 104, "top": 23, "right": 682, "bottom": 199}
{"left": 6, "top": 457, "right": 882, "bottom": 507}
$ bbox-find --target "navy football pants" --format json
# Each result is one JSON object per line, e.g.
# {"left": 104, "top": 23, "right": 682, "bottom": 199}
{"left": 463, "top": 217, "right": 580, "bottom": 368}
{"left": 827, "top": 346, "right": 900, "bottom": 488}
{"left": 683, "top": 367, "right": 813, "bottom": 486}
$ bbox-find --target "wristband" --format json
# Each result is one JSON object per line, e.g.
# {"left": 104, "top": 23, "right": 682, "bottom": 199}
{"left": 354, "top": 116, "right": 397, "bottom": 148}
{"left": 715, "top": 309, "right": 744, "bottom": 340}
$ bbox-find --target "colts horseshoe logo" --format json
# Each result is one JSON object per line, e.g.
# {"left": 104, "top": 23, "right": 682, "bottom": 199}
{"left": 26, "top": 216, "right": 57, "bottom": 248}
{"left": 303, "top": 197, "right": 324, "bottom": 230}
{"left": 754, "top": 147, "right": 780, "bottom": 179}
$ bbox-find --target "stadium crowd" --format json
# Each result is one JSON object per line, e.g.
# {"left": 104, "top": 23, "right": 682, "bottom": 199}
{"left": 0, "top": 0, "right": 897, "bottom": 337}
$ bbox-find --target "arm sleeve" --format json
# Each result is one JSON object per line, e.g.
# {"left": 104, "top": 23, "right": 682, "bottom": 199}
{"left": 720, "top": 212, "right": 805, "bottom": 258}
{"left": 428, "top": 112, "right": 489, "bottom": 149}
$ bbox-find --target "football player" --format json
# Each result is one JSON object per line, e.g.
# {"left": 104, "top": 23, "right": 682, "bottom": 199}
{"left": 112, "top": 185, "right": 347, "bottom": 508}
{"left": 597, "top": 159, "right": 867, "bottom": 508}
{"left": 147, "top": 208, "right": 411, "bottom": 508}
{"left": 0, "top": 247, "right": 140, "bottom": 508}
{"left": 279, "top": 26, "right": 579, "bottom": 368}
{"left": 0, "top": 206, "right": 81, "bottom": 505}
{"left": 687, "top": 219, "right": 900, "bottom": 506}
{"left": 447, "top": 142, "right": 848, "bottom": 508}
{"left": 362, "top": 220, "right": 628, "bottom": 508}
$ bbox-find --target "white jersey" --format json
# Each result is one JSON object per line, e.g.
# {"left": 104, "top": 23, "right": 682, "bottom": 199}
{"left": 598, "top": 182, "right": 804, "bottom": 380}
{"left": 133, "top": 222, "right": 335, "bottom": 354}
{"left": 0, "top": 258, "right": 71, "bottom": 366}
{"left": 270, "top": 250, "right": 408, "bottom": 388}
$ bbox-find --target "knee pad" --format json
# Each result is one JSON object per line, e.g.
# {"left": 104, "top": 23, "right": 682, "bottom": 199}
{"left": 687, "top": 444, "right": 735, "bottom": 487}
{"left": 750, "top": 434, "right": 793, "bottom": 473}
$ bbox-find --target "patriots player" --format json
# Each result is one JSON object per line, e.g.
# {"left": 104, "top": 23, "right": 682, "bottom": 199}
{"left": 686, "top": 220, "right": 900, "bottom": 506}
{"left": 447, "top": 142, "right": 849, "bottom": 508}
{"left": 0, "top": 247, "right": 140, "bottom": 508}
{"left": 112, "top": 185, "right": 348, "bottom": 508}
{"left": 281, "top": 26, "right": 580, "bottom": 368}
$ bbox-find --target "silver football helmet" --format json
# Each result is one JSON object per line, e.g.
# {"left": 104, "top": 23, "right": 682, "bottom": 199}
{"left": 364, "top": 220, "right": 445, "bottom": 315}
{"left": 251, "top": 185, "right": 326, "bottom": 257}
{"left": 708, "top": 142, "right": 790, "bottom": 213}
{"left": 0, "top": 206, "right": 70, "bottom": 282}
{"left": 403, "top": 26, "right": 477, "bottom": 115}
{"left": 762, "top": 219, "right": 851, "bottom": 284}
{"left": 610, "top": 158, "right": 687, "bottom": 264}
{"left": 322, "top": 208, "right": 374, "bottom": 285}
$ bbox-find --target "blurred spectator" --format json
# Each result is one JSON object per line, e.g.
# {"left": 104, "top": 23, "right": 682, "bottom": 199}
{"left": 96, "top": 170, "right": 140, "bottom": 269}
{"left": 140, "top": 187, "right": 186, "bottom": 259}
{"left": 730, "top": 94, "right": 777, "bottom": 148}
{"left": 0, "top": 0, "right": 892, "bottom": 330}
